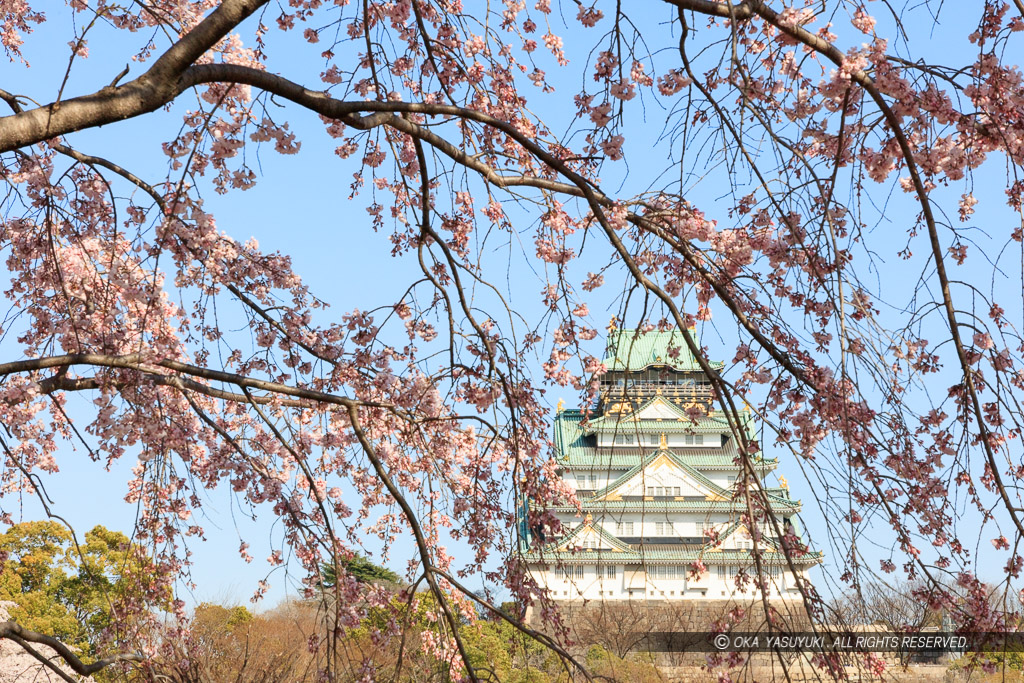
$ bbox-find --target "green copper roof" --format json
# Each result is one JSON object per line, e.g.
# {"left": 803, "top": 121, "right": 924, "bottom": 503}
{"left": 523, "top": 511, "right": 819, "bottom": 565}
{"left": 553, "top": 409, "right": 593, "bottom": 462}
{"left": 562, "top": 452, "right": 777, "bottom": 472}
{"left": 523, "top": 547, "right": 822, "bottom": 565}
{"left": 548, "top": 498, "right": 801, "bottom": 513}
{"left": 603, "top": 329, "right": 725, "bottom": 372}
{"left": 715, "top": 520, "right": 798, "bottom": 554}
{"left": 525, "top": 514, "right": 821, "bottom": 564}
{"left": 583, "top": 396, "right": 757, "bottom": 436}
{"left": 554, "top": 410, "right": 776, "bottom": 472}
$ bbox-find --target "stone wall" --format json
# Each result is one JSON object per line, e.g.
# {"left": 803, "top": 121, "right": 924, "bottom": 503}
{"left": 527, "top": 599, "right": 966, "bottom": 681}
{"left": 526, "top": 598, "right": 814, "bottom": 657}
{"left": 661, "top": 662, "right": 955, "bottom": 682}
{"left": 0, "top": 601, "right": 91, "bottom": 682}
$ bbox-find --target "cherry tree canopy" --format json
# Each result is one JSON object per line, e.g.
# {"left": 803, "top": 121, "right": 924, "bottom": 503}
{"left": 1, "top": 0, "right": 1024, "bottom": 679}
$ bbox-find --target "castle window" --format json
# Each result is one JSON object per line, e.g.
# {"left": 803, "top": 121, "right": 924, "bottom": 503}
{"left": 648, "top": 565, "right": 682, "bottom": 580}
{"left": 561, "top": 566, "right": 584, "bottom": 580}
{"left": 717, "top": 565, "right": 726, "bottom": 580}
{"left": 601, "top": 565, "right": 617, "bottom": 579}
{"left": 684, "top": 434, "right": 705, "bottom": 446}
{"left": 616, "top": 521, "right": 634, "bottom": 535}
{"left": 614, "top": 434, "right": 637, "bottom": 445}
{"left": 655, "top": 521, "right": 674, "bottom": 535}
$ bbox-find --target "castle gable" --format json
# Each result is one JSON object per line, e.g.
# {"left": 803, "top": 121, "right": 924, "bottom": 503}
{"left": 595, "top": 451, "right": 731, "bottom": 502}
{"left": 632, "top": 396, "right": 688, "bottom": 420}
{"left": 555, "top": 519, "right": 631, "bottom": 553}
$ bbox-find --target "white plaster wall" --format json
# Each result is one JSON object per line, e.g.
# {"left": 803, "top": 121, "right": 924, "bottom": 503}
{"left": 530, "top": 565, "right": 809, "bottom": 601}
{"left": 566, "top": 512, "right": 736, "bottom": 538}
{"left": 704, "top": 473, "right": 734, "bottom": 489}
{"left": 595, "top": 433, "right": 726, "bottom": 448}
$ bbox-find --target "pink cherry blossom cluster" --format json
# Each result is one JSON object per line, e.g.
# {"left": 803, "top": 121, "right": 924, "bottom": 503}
{"left": 4, "top": 0, "right": 1024, "bottom": 677}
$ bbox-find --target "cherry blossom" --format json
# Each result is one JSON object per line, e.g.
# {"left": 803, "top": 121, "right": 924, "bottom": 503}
{"left": 0, "top": 0, "right": 1022, "bottom": 679}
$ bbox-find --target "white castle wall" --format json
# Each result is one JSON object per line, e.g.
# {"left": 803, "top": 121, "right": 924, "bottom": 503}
{"left": 532, "top": 563, "right": 810, "bottom": 601}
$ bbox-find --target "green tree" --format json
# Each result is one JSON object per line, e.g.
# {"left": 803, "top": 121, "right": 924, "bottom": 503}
{"left": 193, "top": 602, "right": 254, "bottom": 631}
{"left": 0, "top": 521, "right": 164, "bottom": 657}
{"left": 319, "top": 553, "right": 400, "bottom": 587}
{"left": 0, "top": 520, "right": 85, "bottom": 650}
{"left": 461, "top": 619, "right": 555, "bottom": 683}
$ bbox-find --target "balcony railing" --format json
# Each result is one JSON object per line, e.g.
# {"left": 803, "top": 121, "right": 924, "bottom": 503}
{"left": 629, "top": 542, "right": 705, "bottom": 552}
{"left": 602, "top": 380, "right": 712, "bottom": 391}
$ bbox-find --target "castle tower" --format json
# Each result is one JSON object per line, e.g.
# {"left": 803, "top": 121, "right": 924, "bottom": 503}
{"left": 521, "top": 328, "right": 821, "bottom": 602}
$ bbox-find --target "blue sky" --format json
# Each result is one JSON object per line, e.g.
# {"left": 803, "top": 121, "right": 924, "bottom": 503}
{"left": 2, "top": 0, "right": 1021, "bottom": 611}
